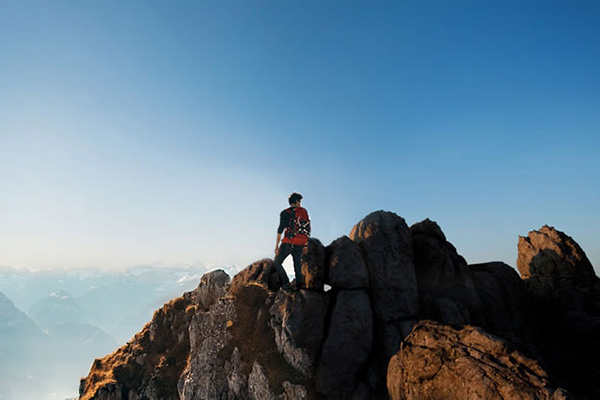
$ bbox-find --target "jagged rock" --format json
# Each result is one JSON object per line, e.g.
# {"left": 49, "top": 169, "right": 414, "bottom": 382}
{"left": 518, "top": 225, "right": 598, "bottom": 298}
{"left": 349, "top": 210, "right": 418, "bottom": 322}
{"left": 470, "top": 262, "right": 533, "bottom": 343}
{"left": 248, "top": 361, "right": 273, "bottom": 399}
{"left": 326, "top": 236, "right": 369, "bottom": 289}
{"left": 79, "top": 269, "right": 230, "bottom": 400}
{"left": 227, "top": 347, "right": 248, "bottom": 398}
{"left": 178, "top": 295, "right": 235, "bottom": 399}
{"left": 301, "top": 238, "right": 326, "bottom": 291}
{"left": 316, "top": 289, "right": 372, "bottom": 396}
{"left": 230, "top": 259, "right": 281, "bottom": 295}
{"left": 282, "top": 382, "right": 308, "bottom": 400}
{"left": 182, "top": 283, "right": 313, "bottom": 399}
{"left": 79, "top": 291, "right": 197, "bottom": 400}
{"left": 270, "top": 290, "right": 328, "bottom": 376}
{"left": 197, "top": 269, "right": 231, "bottom": 310}
{"left": 411, "top": 219, "right": 484, "bottom": 327}
{"left": 387, "top": 321, "right": 568, "bottom": 400}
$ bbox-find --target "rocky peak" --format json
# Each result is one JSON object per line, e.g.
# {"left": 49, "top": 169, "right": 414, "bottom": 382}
{"left": 79, "top": 211, "right": 600, "bottom": 399}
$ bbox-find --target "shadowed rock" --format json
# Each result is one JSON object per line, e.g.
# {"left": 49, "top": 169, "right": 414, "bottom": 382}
{"left": 470, "top": 262, "right": 533, "bottom": 344}
{"left": 326, "top": 236, "right": 369, "bottom": 289}
{"left": 387, "top": 321, "right": 569, "bottom": 400}
{"left": 349, "top": 211, "right": 418, "bottom": 322}
{"left": 270, "top": 290, "right": 329, "bottom": 377}
{"left": 316, "top": 289, "right": 372, "bottom": 397}
{"left": 411, "top": 219, "right": 484, "bottom": 327}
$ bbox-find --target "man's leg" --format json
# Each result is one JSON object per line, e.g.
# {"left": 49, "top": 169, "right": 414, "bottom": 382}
{"left": 273, "top": 243, "right": 293, "bottom": 288}
{"left": 291, "top": 245, "right": 305, "bottom": 290}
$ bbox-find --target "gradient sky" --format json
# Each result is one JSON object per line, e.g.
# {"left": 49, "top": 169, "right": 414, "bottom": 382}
{"left": 1, "top": 1, "right": 599, "bottom": 272}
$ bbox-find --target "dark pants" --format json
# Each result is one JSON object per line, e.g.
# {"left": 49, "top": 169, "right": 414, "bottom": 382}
{"left": 273, "top": 243, "right": 305, "bottom": 289}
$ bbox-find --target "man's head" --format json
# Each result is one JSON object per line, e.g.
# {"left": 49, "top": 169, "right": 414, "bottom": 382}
{"left": 288, "top": 192, "right": 303, "bottom": 206}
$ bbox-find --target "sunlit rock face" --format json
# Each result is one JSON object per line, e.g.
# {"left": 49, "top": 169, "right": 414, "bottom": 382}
{"left": 80, "top": 211, "right": 600, "bottom": 399}
{"left": 78, "top": 271, "right": 230, "bottom": 400}
{"left": 387, "top": 321, "right": 568, "bottom": 400}
{"left": 518, "top": 225, "right": 597, "bottom": 297}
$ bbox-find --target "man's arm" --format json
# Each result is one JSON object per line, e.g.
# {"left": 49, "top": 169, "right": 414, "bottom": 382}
{"left": 275, "top": 233, "right": 282, "bottom": 255}
{"left": 275, "top": 210, "right": 288, "bottom": 255}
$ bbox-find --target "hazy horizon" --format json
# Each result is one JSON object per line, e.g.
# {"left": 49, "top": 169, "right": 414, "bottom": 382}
{"left": 1, "top": 1, "right": 599, "bottom": 272}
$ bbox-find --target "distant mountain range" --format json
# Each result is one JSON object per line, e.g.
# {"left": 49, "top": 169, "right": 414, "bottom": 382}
{"left": 0, "top": 264, "right": 237, "bottom": 400}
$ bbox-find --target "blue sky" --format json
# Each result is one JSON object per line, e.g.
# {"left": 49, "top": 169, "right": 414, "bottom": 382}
{"left": 1, "top": 1, "right": 599, "bottom": 271}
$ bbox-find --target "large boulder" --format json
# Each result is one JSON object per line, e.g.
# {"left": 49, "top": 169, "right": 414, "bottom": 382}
{"left": 326, "top": 236, "right": 369, "bottom": 289}
{"left": 270, "top": 290, "right": 328, "bottom": 376}
{"left": 230, "top": 259, "right": 281, "bottom": 295}
{"left": 387, "top": 321, "right": 569, "bottom": 400}
{"left": 197, "top": 269, "right": 230, "bottom": 311}
{"left": 518, "top": 225, "right": 598, "bottom": 298}
{"left": 411, "top": 219, "right": 467, "bottom": 289}
{"left": 411, "top": 219, "right": 484, "bottom": 327}
{"left": 316, "top": 289, "right": 373, "bottom": 397}
{"left": 349, "top": 211, "right": 418, "bottom": 322}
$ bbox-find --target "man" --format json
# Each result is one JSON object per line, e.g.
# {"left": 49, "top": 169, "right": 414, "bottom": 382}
{"left": 273, "top": 192, "right": 311, "bottom": 292}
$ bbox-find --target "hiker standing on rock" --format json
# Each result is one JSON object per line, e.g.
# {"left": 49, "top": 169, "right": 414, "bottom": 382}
{"left": 274, "top": 192, "right": 311, "bottom": 292}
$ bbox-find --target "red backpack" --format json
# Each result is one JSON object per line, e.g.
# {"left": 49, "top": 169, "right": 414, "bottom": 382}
{"left": 284, "top": 207, "right": 311, "bottom": 239}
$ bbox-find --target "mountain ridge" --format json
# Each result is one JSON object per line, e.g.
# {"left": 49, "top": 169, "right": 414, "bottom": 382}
{"left": 79, "top": 210, "right": 599, "bottom": 399}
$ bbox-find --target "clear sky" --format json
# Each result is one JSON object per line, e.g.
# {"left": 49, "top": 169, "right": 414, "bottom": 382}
{"left": 1, "top": 1, "right": 599, "bottom": 272}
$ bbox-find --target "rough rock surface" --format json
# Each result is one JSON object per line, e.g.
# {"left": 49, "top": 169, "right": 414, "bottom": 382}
{"left": 326, "top": 235, "right": 369, "bottom": 289}
{"left": 300, "top": 238, "right": 326, "bottom": 291}
{"left": 316, "top": 289, "right": 372, "bottom": 396}
{"left": 387, "top": 321, "right": 568, "bottom": 400}
{"left": 197, "top": 269, "right": 231, "bottom": 310}
{"left": 180, "top": 282, "right": 315, "bottom": 400}
{"left": 470, "top": 261, "right": 533, "bottom": 344}
{"left": 230, "top": 259, "right": 281, "bottom": 295}
{"left": 270, "top": 290, "right": 328, "bottom": 376}
{"left": 518, "top": 225, "right": 598, "bottom": 298}
{"left": 411, "top": 219, "right": 484, "bottom": 327}
{"left": 349, "top": 211, "right": 418, "bottom": 322}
